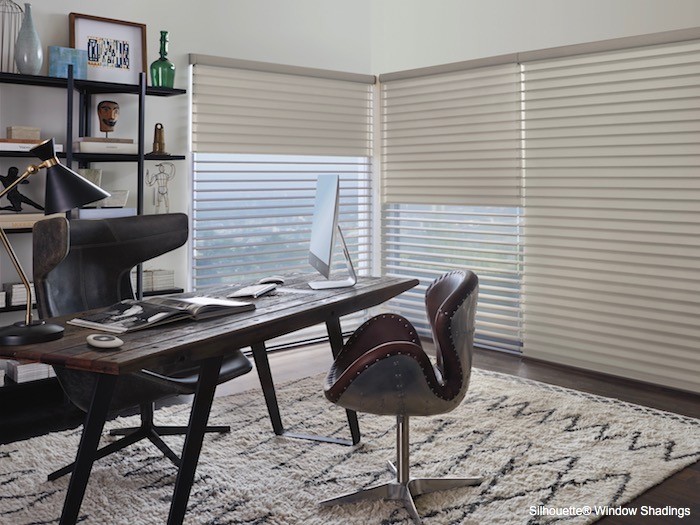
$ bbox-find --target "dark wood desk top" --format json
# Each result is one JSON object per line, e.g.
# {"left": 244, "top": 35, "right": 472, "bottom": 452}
{"left": 0, "top": 275, "right": 418, "bottom": 376}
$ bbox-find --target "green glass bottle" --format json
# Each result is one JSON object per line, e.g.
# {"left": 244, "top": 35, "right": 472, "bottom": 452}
{"left": 150, "top": 30, "right": 175, "bottom": 88}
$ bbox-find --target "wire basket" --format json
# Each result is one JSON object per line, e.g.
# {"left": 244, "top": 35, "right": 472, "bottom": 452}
{"left": 0, "top": 0, "right": 22, "bottom": 73}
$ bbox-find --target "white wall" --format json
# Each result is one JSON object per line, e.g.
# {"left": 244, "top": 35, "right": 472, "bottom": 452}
{"left": 371, "top": 0, "right": 700, "bottom": 73}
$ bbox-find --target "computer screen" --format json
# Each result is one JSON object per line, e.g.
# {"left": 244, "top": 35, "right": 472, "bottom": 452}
{"left": 308, "top": 174, "right": 339, "bottom": 279}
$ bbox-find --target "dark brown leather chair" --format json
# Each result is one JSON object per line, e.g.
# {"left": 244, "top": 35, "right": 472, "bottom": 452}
{"left": 320, "top": 270, "right": 481, "bottom": 524}
{"left": 32, "top": 213, "right": 252, "bottom": 481}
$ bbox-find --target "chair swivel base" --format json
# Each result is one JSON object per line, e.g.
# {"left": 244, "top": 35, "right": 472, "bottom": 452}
{"left": 320, "top": 461, "right": 482, "bottom": 525}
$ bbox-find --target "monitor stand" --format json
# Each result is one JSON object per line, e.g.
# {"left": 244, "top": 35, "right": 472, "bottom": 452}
{"left": 309, "top": 225, "right": 357, "bottom": 290}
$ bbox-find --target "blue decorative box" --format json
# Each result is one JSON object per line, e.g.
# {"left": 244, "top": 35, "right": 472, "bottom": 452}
{"left": 48, "top": 46, "right": 87, "bottom": 79}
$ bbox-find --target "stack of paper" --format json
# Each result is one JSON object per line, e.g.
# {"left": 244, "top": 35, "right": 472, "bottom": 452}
{"left": 5, "top": 359, "right": 52, "bottom": 383}
{"left": 0, "top": 212, "right": 68, "bottom": 229}
{"left": 0, "top": 359, "right": 8, "bottom": 387}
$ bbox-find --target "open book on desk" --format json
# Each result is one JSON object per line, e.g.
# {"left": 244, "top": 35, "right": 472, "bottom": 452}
{"left": 67, "top": 296, "right": 255, "bottom": 334}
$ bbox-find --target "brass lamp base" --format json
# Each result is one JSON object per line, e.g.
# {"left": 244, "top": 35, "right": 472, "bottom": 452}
{"left": 0, "top": 320, "right": 64, "bottom": 345}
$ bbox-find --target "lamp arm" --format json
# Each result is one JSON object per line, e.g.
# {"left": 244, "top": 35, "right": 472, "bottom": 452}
{"left": 0, "top": 163, "right": 50, "bottom": 327}
{"left": 0, "top": 227, "right": 33, "bottom": 326}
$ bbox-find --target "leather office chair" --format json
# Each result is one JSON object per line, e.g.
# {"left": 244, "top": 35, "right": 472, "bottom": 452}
{"left": 320, "top": 270, "right": 482, "bottom": 524}
{"left": 32, "top": 213, "right": 252, "bottom": 481}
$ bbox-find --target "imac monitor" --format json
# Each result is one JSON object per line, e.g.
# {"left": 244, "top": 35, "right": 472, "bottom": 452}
{"left": 308, "top": 174, "right": 357, "bottom": 289}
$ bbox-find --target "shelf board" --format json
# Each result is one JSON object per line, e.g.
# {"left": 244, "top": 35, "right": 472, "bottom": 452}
{"left": 73, "top": 153, "right": 186, "bottom": 162}
{"left": 0, "top": 71, "right": 186, "bottom": 96}
{"left": 0, "top": 304, "right": 36, "bottom": 314}
{"left": 146, "top": 154, "right": 186, "bottom": 161}
{"left": 143, "top": 288, "right": 184, "bottom": 297}
{"left": 0, "top": 71, "right": 67, "bottom": 88}
{"left": 0, "top": 151, "right": 68, "bottom": 159}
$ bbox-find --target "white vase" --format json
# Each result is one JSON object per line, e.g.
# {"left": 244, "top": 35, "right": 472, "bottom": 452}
{"left": 14, "top": 3, "right": 42, "bottom": 75}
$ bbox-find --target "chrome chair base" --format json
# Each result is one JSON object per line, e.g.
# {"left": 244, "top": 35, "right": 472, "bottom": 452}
{"left": 319, "top": 416, "right": 482, "bottom": 524}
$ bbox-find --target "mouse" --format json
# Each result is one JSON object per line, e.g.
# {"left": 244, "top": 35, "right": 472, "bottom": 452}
{"left": 258, "top": 275, "right": 285, "bottom": 285}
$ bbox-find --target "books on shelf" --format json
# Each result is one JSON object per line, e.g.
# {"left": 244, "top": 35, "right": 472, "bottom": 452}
{"left": 67, "top": 295, "right": 255, "bottom": 334}
{"left": 73, "top": 141, "right": 138, "bottom": 154}
{"left": 3, "top": 282, "right": 34, "bottom": 306}
{"left": 71, "top": 208, "right": 136, "bottom": 220}
{"left": 0, "top": 140, "right": 63, "bottom": 152}
{"left": 131, "top": 269, "right": 175, "bottom": 292}
{"left": 0, "top": 212, "right": 65, "bottom": 229}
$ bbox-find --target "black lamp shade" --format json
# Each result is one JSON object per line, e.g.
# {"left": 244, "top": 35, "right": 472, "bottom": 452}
{"left": 44, "top": 164, "right": 111, "bottom": 214}
{"left": 30, "top": 139, "right": 111, "bottom": 214}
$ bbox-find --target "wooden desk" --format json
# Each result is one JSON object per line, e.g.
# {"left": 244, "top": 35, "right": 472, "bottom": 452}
{"left": 0, "top": 275, "right": 417, "bottom": 525}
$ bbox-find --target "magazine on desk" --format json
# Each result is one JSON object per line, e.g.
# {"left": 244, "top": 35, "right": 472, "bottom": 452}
{"left": 67, "top": 296, "right": 255, "bottom": 334}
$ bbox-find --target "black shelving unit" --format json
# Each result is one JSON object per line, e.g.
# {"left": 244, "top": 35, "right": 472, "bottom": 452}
{"left": 0, "top": 70, "right": 187, "bottom": 301}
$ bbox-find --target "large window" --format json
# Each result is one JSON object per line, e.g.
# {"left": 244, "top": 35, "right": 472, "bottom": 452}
{"left": 379, "top": 31, "right": 700, "bottom": 392}
{"left": 189, "top": 56, "right": 374, "bottom": 345}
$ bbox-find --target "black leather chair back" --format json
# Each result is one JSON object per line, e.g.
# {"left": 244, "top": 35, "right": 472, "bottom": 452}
{"left": 33, "top": 213, "right": 188, "bottom": 317}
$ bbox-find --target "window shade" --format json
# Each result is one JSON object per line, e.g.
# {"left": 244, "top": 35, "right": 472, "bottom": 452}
{"left": 380, "top": 62, "right": 523, "bottom": 353}
{"left": 191, "top": 58, "right": 373, "bottom": 157}
{"left": 521, "top": 40, "right": 700, "bottom": 392}
{"left": 380, "top": 63, "right": 521, "bottom": 206}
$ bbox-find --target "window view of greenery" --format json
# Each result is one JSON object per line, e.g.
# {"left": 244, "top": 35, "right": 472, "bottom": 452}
{"left": 191, "top": 153, "right": 372, "bottom": 291}
{"left": 382, "top": 203, "right": 522, "bottom": 353}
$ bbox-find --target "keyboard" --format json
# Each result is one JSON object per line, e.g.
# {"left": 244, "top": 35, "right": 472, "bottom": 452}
{"left": 227, "top": 283, "right": 277, "bottom": 298}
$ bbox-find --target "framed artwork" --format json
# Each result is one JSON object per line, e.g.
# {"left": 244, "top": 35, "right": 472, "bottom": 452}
{"left": 69, "top": 13, "right": 146, "bottom": 84}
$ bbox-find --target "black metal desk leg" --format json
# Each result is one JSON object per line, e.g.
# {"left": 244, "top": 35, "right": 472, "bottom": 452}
{"left": 251, "top": 341, "right": 284, "bottom": 435}
{"left": 326, "top": 316, "right": 361, "bottom": 445}
{"left": 59, "top": 373, "right": 117, "bottom": 525}
{"left": 167, "top": 355, "right": 223, "bottom": 525}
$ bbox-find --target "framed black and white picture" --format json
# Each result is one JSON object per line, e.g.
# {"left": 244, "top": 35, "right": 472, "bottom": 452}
{"left": 69, "top": 13, "right": 146, "bottom": 84}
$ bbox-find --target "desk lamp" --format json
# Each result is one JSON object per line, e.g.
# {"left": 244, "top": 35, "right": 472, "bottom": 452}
{"left": 0, "top": 138, "right": 110, "bottom": 345}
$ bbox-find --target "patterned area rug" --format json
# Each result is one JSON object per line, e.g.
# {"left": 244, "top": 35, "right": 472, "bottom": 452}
{"left": 1, "top": 369, "right": 698, "bottom": 524}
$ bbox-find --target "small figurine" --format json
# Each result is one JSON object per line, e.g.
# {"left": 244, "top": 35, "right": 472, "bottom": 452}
{"left": 146, "top": 162, "right": 175, "bottom": 213}
{"left": 0, "top": 167, "right": 44, "bottom": 212}
{"left": 97, "top": 100, "right": 120, "bottom": 137}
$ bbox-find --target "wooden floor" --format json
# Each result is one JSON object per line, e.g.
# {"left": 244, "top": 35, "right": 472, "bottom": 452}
{"left": 2, "top": 345, "right": 698, "bottom": 524}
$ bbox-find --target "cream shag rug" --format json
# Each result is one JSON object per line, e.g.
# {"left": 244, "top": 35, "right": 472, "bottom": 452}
{"left": 1, "top": 369, "right": 698, "bottom": 524}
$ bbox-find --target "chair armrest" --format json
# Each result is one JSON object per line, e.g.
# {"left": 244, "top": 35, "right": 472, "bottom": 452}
{"left": 334, "top": 314, "right": 420, "bottom": 373}
{"left": 325, "top": 340, "right": 438, "bottom": 404}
